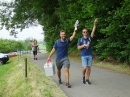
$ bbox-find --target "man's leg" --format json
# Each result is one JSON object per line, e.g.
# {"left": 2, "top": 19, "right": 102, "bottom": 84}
{"left": 82, "top": 66, "right": 87, "bottom": 84}
{"left": 82, "top": 67, "right": 86, "bottom": 77}
{"left": 86, "top": 66, "right": 91, "bottom": 80}
{"left": 86, "top": 55, "right": 92, "bottom": 85}
{"left": 56, "top": 60, "right": 62, "bottom": 84}
{"left": 64, "top": 67, "right": 71, "bottom": 88}
{"left": 34, "top": 53, "right": 36, "bottom": 58}
{"left": 81, "top": 56, "right": 87, "bottom": 84}
{"left": 86, "top": 66, "right": 91, "bottom": 85}
{"left": 33, "top": 51, "right": 35, "bottom": 60}
{"left": 64, "top": 67, "right": 69, "bottom": 83}
{"left": 35, "top": 51, "right": 37, "bottom": 60}
{"left": 57, "top": 69, "right": 61, "bottom": 80}
{"left": 63, "top": 57, "right": 71, "bottom": 88}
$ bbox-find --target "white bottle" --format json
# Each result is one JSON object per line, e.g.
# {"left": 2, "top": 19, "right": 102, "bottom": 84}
{"left": 87, "top": 41, "right": 90, "bottom": 49}
{"left": 83, "top": 40, "right": 86, "bottom": 48}
{"left": 74, "top": 20, "right": 79, "bottom": 31}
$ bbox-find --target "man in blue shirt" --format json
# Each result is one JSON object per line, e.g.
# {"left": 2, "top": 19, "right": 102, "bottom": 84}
{"left": 77, "top": 18, "right": 98, "bottom": 85}
{"left": 47, "top": 29, "right": 77, "bottom": 88}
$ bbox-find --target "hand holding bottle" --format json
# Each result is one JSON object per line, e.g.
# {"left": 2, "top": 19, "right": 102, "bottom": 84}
{"left": 86, "top": 41, "right": 90, "bottom": 49}
{"left": 83, "top": 40, "right": 90, "bottom": 49}
{"left": 74, "top": 20, "right": 79, "bottom": 31}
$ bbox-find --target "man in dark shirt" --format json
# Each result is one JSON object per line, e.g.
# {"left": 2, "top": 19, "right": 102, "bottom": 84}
{"left": 47, "top": 29, "right": 77, "bottom": 88}
{"left": 77, "top": 18, "right": 98, "bottom": 85}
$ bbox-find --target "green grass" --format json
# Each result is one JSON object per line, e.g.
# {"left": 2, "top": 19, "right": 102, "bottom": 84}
{"left": 69, "top": 55, "right": 130, "bottom": 75}
{"left": 0, "top": 55, "right": 67, "bottom": 97}
{"left": 0, "top": 61, "right": 14, "bottom": 78}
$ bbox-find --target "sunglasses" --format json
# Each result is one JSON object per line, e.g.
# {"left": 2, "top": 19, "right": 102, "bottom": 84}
{"left": 83, "top": 31, "right": 88, "bottom": 33}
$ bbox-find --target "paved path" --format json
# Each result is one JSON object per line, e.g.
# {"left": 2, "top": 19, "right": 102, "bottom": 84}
{"left": 30, "top": 53, "right": 130, "bottom": 97}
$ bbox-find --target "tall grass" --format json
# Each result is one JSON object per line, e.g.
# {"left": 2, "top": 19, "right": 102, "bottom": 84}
{"left": 0, "top": 55, "right": 67, "bottom": 97}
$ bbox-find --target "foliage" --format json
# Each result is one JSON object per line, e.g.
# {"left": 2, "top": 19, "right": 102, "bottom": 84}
{"left": 24, "top": 37, "right": 34, "bottom": 50}
{"left": 0, "top": 38, "right": 26, "bottom": 53}
{"left": 0, "top": 0, "right": 130, "bottom": 64}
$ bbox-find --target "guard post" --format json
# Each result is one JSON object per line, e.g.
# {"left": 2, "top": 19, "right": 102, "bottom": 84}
{"left": 25, "top": 58, "right": 27, "bottom": 78}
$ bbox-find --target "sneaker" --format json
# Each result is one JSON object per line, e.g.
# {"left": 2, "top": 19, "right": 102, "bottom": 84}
{"left": 59, "top": 80, "right": 62, "bottom": 84}
{"left": 82, "top": 77, "right": 86, "bottom": 84}
{"left": 34, "top": 58, "right": 35, "bottom": 60}
{"left": 66, "top": 83, "right": 71, "bottom": 88}
{"left": 36, "top": 58, "right": 37, "bottom": 60}
{"left": 86, "top": 80, "right": 91, "bottom": 85}
{"left": 82, "top": 80, "right": 86, "bottom": 84}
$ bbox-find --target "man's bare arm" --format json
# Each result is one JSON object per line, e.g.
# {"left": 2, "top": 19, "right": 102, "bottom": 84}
{"left": 77, "top": 44, "right": 89, "bottom": 50}
{"left": 47, "top": 48, "right": 56, "bottom": 60}
{"left": 70, "top": 23, "right": 79, "bottom": 41}
{"left": 70, "top": 30, "right": 76, "bottom": 41}
{"left": 77, "top": 45, "right": 84, "bottom": 50}
{"left": 29, "top": 41, "right": 33, "bottom": 45}
{"left": 91, "top": 18, "right": 98, "bottom": 38}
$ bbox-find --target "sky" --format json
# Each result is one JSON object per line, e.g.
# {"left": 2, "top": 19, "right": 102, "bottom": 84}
{"left": 0, "top": 0, "right": 14, "bottom": 3}
{"left": 0, "top": 0, "right": 44, "bottom": 41}
{"left": 0, "top": 25, "right": 44, "bottom": 41}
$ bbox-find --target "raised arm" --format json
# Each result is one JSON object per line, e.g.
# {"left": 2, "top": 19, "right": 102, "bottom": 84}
{"left": 70, "top": 30, "right": 76, "bottom": 41}
{"left": 91, "top": 18, "right": 98, "bottom": 38}
{"left": 70, "top": 23, "right": 79, "bottom": 41}
{"left": 29, "top": 41, "right": 34, "bottom": 45}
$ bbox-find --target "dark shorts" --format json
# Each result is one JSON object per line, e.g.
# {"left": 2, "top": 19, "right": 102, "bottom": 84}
{"left": 56, "top": 57, "right": 70, "bottom": 70}
{"left": 33, "top": 51, "right": 37, "bottom": 55}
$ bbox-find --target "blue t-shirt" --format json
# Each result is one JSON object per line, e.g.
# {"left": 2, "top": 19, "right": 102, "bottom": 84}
{"left": 53, "top": 38, "right": 71, "bottom": 60}
{"left": 77, "top": 36, "right": 92, "bottom": 56}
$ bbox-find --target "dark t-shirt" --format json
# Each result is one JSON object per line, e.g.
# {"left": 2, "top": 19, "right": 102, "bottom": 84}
{"left": 32, "top": 45, "right": 38, "bottom": 51}
{"left": 53, "top": 38, "right": 71, "bottom": 60}
{"left": 77, "top": 36, "right": 93, "bottom": 56}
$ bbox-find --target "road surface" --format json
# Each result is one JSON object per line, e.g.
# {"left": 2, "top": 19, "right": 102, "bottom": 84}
{"left": 30, "top": 53, "right": 130, "bottom": 97}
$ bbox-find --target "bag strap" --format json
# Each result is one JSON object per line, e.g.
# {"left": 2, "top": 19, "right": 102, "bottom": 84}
{"left": 56, "top": 39, "right": 68, "bottom": 48}
{"left": 56, "top": 40, "right": 58, "bottom": 49}
{"left": 80, "top": 38, "right": 82, "bottom": 43}
{"left": 88, "top": 36, "right": 91, "bottom": 42}
{"left": 66, "top": 39, "right": 68, "bottom": 48}
{"left": 80, "top": 37, "right": 91, "bottom": 43}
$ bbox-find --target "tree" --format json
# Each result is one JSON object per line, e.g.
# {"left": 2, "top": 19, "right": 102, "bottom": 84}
{"left": 0, "top": 0, "right": 130, "bottom": 64}
{"left": 0, "top": 38, "right": 25, "bottom": 53}
{"left": 24, "top": 37, "right": 34, "bottom": 50}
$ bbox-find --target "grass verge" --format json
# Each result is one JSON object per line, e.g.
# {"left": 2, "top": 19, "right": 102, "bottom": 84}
{"left": 0, "top": 55, "right": 67, "bottom": 97}
{"left": 69, "top": 56, "right": 130, "bottom": 75}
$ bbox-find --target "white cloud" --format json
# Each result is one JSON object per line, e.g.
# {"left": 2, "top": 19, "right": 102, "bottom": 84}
{"left": 0, "top": 0, "right": 14, "bottom": 3}
{"left": 0, "top": 25, "right": 44, "bottom": 41}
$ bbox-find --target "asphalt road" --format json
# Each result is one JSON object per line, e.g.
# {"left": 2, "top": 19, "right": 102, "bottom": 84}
{"left": 30, "top": 53, "right": 130, "bottom": 97}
